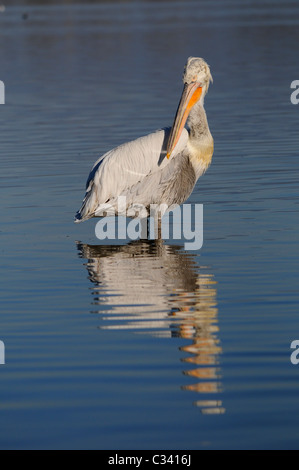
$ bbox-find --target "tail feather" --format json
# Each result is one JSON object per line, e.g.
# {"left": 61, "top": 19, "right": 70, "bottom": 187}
{"left": 74, "top": 190, "right": 95, "bottom": 223}
{"left": 74, "top": 211, "right": 93, "bottom": 223}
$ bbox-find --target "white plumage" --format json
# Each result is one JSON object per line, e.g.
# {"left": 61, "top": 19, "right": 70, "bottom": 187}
{"left": 75, "top": 57, "right": 213, "bottom": 223}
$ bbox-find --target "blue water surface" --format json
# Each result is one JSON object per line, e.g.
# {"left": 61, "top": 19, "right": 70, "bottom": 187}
{"left": 0, "top": 0, "right": 299, "bottom": 449}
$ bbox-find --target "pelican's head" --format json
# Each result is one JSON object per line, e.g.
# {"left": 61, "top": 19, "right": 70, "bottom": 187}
{"left": 166, "top": 57, "right": 212, "bottom": 159}
{"left": 183, "top": 57, "right": 213, "bottom": 94}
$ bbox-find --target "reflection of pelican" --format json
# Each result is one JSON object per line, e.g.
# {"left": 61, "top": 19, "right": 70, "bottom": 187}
{"left": 75, "top": 58, "right": 213, "bottom": 223}
{"left": 77, "top": 240, "right": 224, "bottom": 414}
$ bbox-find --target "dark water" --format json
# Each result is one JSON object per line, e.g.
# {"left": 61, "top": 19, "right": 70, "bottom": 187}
{"left": 1, "top": 0, "right": 299, "bottom": 449}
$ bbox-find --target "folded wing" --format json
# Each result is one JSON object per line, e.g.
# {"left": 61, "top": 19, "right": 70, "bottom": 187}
{"left": 75, "top": 127, "right": 189, "bottom": 222}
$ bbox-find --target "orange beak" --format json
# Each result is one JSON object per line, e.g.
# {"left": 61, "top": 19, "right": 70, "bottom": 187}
{"left": 166, "top": 83, "right": 203, "bottom": 159}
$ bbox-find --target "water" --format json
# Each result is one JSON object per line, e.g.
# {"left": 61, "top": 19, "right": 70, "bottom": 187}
{"left": 0, "top": 0, "right": 299, "bottom": 449}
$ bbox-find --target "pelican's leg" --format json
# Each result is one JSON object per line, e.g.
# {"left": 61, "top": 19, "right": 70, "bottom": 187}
{"left": 152, "top": 214, "right": 162, "bottom": 240}
{"left": 140, "top": 217, "right": 148, "bottom": 240}
{"left": 157, "top": 215, "right": 162, "bottom": 240}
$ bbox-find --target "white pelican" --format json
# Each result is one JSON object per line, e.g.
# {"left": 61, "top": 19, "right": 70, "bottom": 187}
{"left": 75, "top": 57, "right": 213, "bottom": 223}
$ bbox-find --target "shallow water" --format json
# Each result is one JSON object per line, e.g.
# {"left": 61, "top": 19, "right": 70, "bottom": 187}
{"left": 0, "top": 0, "right": 299, "bottom": 449}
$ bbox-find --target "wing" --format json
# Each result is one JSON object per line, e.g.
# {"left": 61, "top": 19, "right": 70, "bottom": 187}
{"left": 75, "top": 127, "right": 189, "bottom": 222}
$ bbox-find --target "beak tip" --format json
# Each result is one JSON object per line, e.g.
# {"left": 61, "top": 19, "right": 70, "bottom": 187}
{"left": 166, "top": 153, "right": 171, "bottom": 159}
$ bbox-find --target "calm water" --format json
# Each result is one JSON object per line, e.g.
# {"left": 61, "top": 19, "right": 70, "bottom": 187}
{"left": 1, "top": 0, "right": 299, "bottom": 450}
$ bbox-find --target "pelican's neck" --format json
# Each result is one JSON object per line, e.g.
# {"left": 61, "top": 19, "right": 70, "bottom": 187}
{"left": 186, "top": 98, "right": 214, "bottom": 173}
{"left": 187, "top": 99, "right": 212, "bottom": 142}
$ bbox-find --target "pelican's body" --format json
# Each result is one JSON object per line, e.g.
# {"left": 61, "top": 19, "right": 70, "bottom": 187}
{"left": 75, "top": 57, "right": 213, "bottom": 223}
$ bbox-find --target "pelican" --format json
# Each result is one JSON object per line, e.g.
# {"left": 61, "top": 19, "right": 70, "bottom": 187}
{"left": 75, "top": 57, "right": 213, "bottom": 224}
